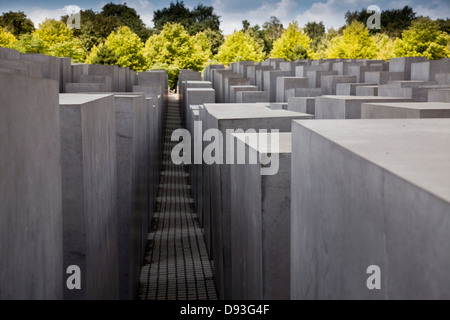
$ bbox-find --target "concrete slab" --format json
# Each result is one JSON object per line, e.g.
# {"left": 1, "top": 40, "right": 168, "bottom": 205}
{"left": 361, "top": 101, "right": 450, "bottom": 118}
{"left": 230, "top": 85, "right": 258, "bottom": 103}
{"left": 236, "top": 91, "right": 270, "bottom": 103}
{"left": 389, "top": 57, "right": 427, "bottom": 80}
{"left": 59, "top": 93, "right": 119, "bottom": 300}
{"left": 264, "top": 71, "right": 292, "bottom": 102}
{"left": 288, "top": 97, "right": 316, "bottom": 115}
{"left": 428, "top": 89, "right": 450, "bottom": 102}
{"left": 307, "top": 70, "right": 337, "bottom": 89}
{"left": 356, "top": 85, "right": 378, "bottom": 96}
{"left": 225, "top": 77, "right": 250, "bottom": 103}
{"left": 365, "top": 71, "right": 405, "bottom": 84}
{"left": 276, "top": 77, "right": 308, "bottom": 102}
{"left": 230, "top": 132, "right": 292, "bottom": 300}
{"left": 65, "top": 82, "right": 106, "bottom": 93}
{"left": 0, "top": 73, "right": 62, "bottom": 300}
{"left": 411, "top": 60, "right": 450, "bottom": 82}
{"left": 291, "top": 118, "right": 450, "bottom": 299}
{"left": 315, "top": 95, "right": 413, "bottom": 119}
{"left": 321, "top": 75, "right": 357, "bottom": 95}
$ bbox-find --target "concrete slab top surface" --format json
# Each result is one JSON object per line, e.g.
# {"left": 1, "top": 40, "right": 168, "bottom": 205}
{"left": 320, "top": 95, "right": 413, "bottom": 101}
{"left": 232, "top": 132, "right": 292, "bottom": 154}
{"left": 204, "top": 103, "right": 313, "bottom": 120}
{"left": 293, "top": 119, "right": 450, "bottom": 203}
{"left": 363, "top": 102, "right": 450, "bottom": 110}
{"left": 186, "top": 88, "right": 215, "bottom": 92}
{"left": 114, "top": 94, "right": 142, "bottom": 98}
{"left": 59, "top": 93, "right": 114, "bottom": 105}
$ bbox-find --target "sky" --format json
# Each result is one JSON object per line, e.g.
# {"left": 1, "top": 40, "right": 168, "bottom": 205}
{"left": 0, "top": 0, "right": 449, "bottom": 34}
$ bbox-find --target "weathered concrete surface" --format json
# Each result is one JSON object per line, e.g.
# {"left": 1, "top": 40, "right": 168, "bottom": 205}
{"left": 348, "top": 65, "right": 384, "bottom": 82}
{"left": 80, "top": 75, "right": 112, "bottom": 92}
{"left": 428, "top": 89, "right": 450, "bottom": 102}
{"left": 230, "top": 132, "right": 292, "bottom": 300}
{"left": 291, "top": 119, "right": 450, "bottom": 299}
{"left": 225, "top": 77, "right": 250, "bottom": 103}
{"left": 365, "top": 71, "right": 404, "bottom": 84}
{"left": 65, "top": 82, "right": 106, "bottom": 93}
{"left": 276, "top": 77, "right": 308, "bottom": 102}
{"left": 356, "top": 85, "right": 378, "bottom": 96}
{"left": 264, "top": 71, "right": 292, "bottom": 102}
{"left": 361, "top": 102, "right": 450, "bottom": 118}
{"left": 113, "top": 94, "right": 148, "bottom": 300}
{"left": 411, "top": 60, "right": 450, "bottom": 82}
{"left": 230, "top": 85, "right": 258, "bottom": 103}
{"left": 315, "top": 96, "right": 413, "bottom": 119}
{"left": 321, "top": 75, "right": 357, "bottom": 95}
{"left": 59, "top": 93, "right": 119, "bottom": 300}
{"left": 336, "top": 83, "right": 375, "bottom": 96}
{"left": 307, "top": 70, "right": 337, "bottom": 89}
{"left": 203, "top": 103, "right": 314, "bottom": 300}
{"left": 389, "top": 57, "right": 427, "bottom": 80}
{"left": 288, "top": 97, "right": 316, "bottom": 115}
{"left": 0, "top": 73, "right": 63, "bottom": 300}
{"left": 236, "top": 91, "right": 270, "bottom": 103}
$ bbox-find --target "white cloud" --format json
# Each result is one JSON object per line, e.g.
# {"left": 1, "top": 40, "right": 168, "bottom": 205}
{"left": 295, "top": 0, "right": 346, "bottom": 30}
{"left": 26, "top": 5, "right": 83, "bottom": 27}
{"left": 217, "top": 0, "right": 299, "bottom": 34}
{"left": 414, "top": 2, "right": 450, "bottom": 19}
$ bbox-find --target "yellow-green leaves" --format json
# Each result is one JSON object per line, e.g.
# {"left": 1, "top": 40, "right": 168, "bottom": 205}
{"left": 0, "top": 26, "right": 17, "bottom": 47}
{"left": 216, "top": 31, "right": 265, "bottom": 65}
{"left": 270, "top": 22, "right": 312, "bottom": 60}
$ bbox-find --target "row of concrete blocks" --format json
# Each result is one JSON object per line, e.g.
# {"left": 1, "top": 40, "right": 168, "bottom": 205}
{"left": 202, "top": 57, "right": 450, "bottom": 105}
{"left": 0, "top": 67, "right": 167, "bottom": 299}
{"left": 183, "top": 60, "right": 450, "bottom": 299}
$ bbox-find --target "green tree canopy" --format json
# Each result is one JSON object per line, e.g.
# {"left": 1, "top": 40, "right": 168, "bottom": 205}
{"left": 394, "top": 17, "right": 450, "bottom": 59}
{"left": 345, "top": 6, "right": 416, "bottom": 38}
{"left": 85, "top": 43, "right": 118, "bottom": 65}
{"left": 144, "top": 23, "right": 211, "bottom": 88}
{"left": 0, "top": 26, "right": 17, "bottom": 47}
{"left": 153, "top": 1, "right": 221, "bottom": 35}
{"left": 216, "top": 30, "right": 265, "bottom": 65}
{"left": 10, "top": 33, "right": 45, "bottom": 53}
{"left": 270, "top": 22, "right": 312, "bottom": 60}
{"left": 324, "top": 21, "right": 377, "bottom": 59}
{"left": 0, "top": 11, "right": 35, "bottom": 38}
{"left": 104, "top": 26, "right": 147, "bottom": 71}
{"left": 304, "top": 21, "right": 325, "bottom": 52}
{"left": 262, "top": 16, "right": 284, "bottom": 54}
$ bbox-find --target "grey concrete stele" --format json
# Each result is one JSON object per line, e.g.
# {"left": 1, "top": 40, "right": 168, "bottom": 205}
{"left": 361, "top": 102, "right": 450, "bottom": 119}
{"left": 291, "top": 119, "right": 450, "bottom": 299}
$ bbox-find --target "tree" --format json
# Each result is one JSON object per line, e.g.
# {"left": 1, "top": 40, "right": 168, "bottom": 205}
{"left": 153, "top": 1, "right": 220, "bottom": 35}
{"left": 100, "top": 3, "right": 152, "bottom": 41}
{"left": 0, "top": 26, "right": 17, "bottom": 47}
{"left": 394, "top": 17, "right": 450, "bottom": 60}
{"left": 32, "top": 19, "right": 86, "bottom": 61}
{"left": 270, "top": 22, "right": 312, "bottom": 60}
{"left": 216, "top": 30, "right": 265, "bottom": 65}
{"left": 105, "top": 26, "right": 147, "bottom": 71}
{"left": 324, "top": 21, "right": 377, "bottom": 59}
{"left": 262, "top": 16, "right": 284, "bottom": 53}
{"left": 85, "top": 43, "right": 118, "bottom": 65}
{"left": 316, "top": 28, "right": 339, "bottom": 59}
{"left": 11, "top": 34, "right": 45, "bottom": 54}
{"left": 304, "top": 21, "right": 325, "bottom": 52}
{"left": 203, "top": 28, "right": 224, "bottom": 56}
{"left": 0, "top": 11, "right": 35, "bottom": 38}
{"left": 144, "top": 23, "right": 211, "bottom": 88}
{"left": 373, "top": 33, "right": 396, "bottom": 60}
{"left": 345, "top": 6, "right": 416, "bottom": 38}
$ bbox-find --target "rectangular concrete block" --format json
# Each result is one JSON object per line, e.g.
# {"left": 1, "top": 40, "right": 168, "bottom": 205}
{"left": 230, "top": 132, "right": 292, "bottom": 300}
{"left": 203, "top": 103, "right": 314, "bottom": 300}
{"left": 88, "top": 64, "right": 119, "bottom": 91}
{"left": 20, "top": 53, "right": 60, "bottom": 82}
{"left": 428, "top": 89, "right": 450, "bottom": 102}
{"left": 288, "top": 97, "right": 316, "bottom": 115}
{"left": 0, "top": 73, "right": 62, "bottom": 300}
{"left": 307, "top": 70, "right": 337, "bottom": 89}
{"left": 59, "top": 57, "right": 72, "bottom": 93}
{"left": 268, "top": 102, "right": 288, "bottom": 110}
{"left": 285, "top": 87, "right": 322, "bottom": 101}
{"left": 264, "top": 71, "right": 292, "bottom": 102}
{"left": 113, "top": 94, "right": 149, "bottom": 300}
{"left": 365, "top": 71, "right": 405, "bottom": 84}
{"left": 356, "top": 85, "right": 378, "bottom": 96}
{"left": 315, "top": 95, "right": 413, "bottom": 119}
{"left": 59, "top": 93, "right": 119, "bottom": 300}
{"left": 71, "top": 63, "right": 89, "bottom": 83}
{"left": 417, "top": 61, "right": 450, "bottom": 83}
{"left": 348, "top": 65, "right": 384, "bottom": 82}
{"left": 80, "top": 75, "right": 112, "bottom": 92}
{"left": 236, "top": 91, "right": 270, "bottom": 103}
{"left": 435, "top": 73, "right": 450, "bottom": 84}
{"left": 225, "top": 77, "right": 250, "bottom": 103}
{"left": 291, "top": 119, "right": 450, "bottom": 299}
{"left": 321, "top": 75, "right": 357, "bottom": 95}
{"left": 276, "top": 77, "right": 309, "bottom": 102}
{"left": 230, "top": 85, "right": 258, "bottom": 103}
{"left": 336, "top": 83, "right": 375, "bottom": 96}
{"left": 0, "top": 47, "right": 20, "bottom": 59}
{"left": 389, "top": 57, "right": 427, "bottom": 80}
{"left": 0, "top": 59, "right": 43, "bottom": 78}
{"left": 254, "top": 66, "right": 274, "bottom": 90}
{"left": 295, "top": 65, "right": 325, "bottom": 77}
{"left": 65, "top": 82, "right": 106, "bottom": 93}
{"left": 361, "top": 102, "right": 450, "bottom": 118}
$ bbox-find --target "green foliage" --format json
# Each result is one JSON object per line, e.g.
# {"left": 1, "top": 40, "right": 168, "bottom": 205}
{"left": 203, "top": 28, "right": 224, "bottom": 55}
{"left": 0, "top": 26, "right": 17, "bottom": 47}
{"left": 144, "top": 23, "right": 211, "bottom": 88}
{"left": 345, "top": 6, "right": 416, "bottom": 38}
{"left": 153, "top": 1, "right": 220, "bottom": 35}
{"left": 304, "top": 21, "right": 325, "bottom": 52}
{"left": 105, "top": 26, "right": 147, "bottom": 71}
{"left": 85, "top": 43, "right": 118, "bottom": 65}
{"left": 216, "top": 30, "right": 265, "bottom": 65}
{"left": 32, "top": 19, "right": 86, "bottom": 61}
{"left": 373, "top": 33, "right": 396, "bottom": 60}
{"left": 316, "top": 28, "right": 339, "bottom": 59}
{"left": 394, "top": 17, "right": 450, "bottom": 60}
{"left": 262, "top": 16, "right": 284, "bottom": 54}
{"left": 270, "top": 22, "right": 312, "bottom": 60}
{"left": 0, "top": 11, "right": 35, "bottom": 38}
{"left": 324, "top": 21, "right": 377, "bottom": 59}
{"left": 11, "top": 33, "right": 45, "bottom": 54}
